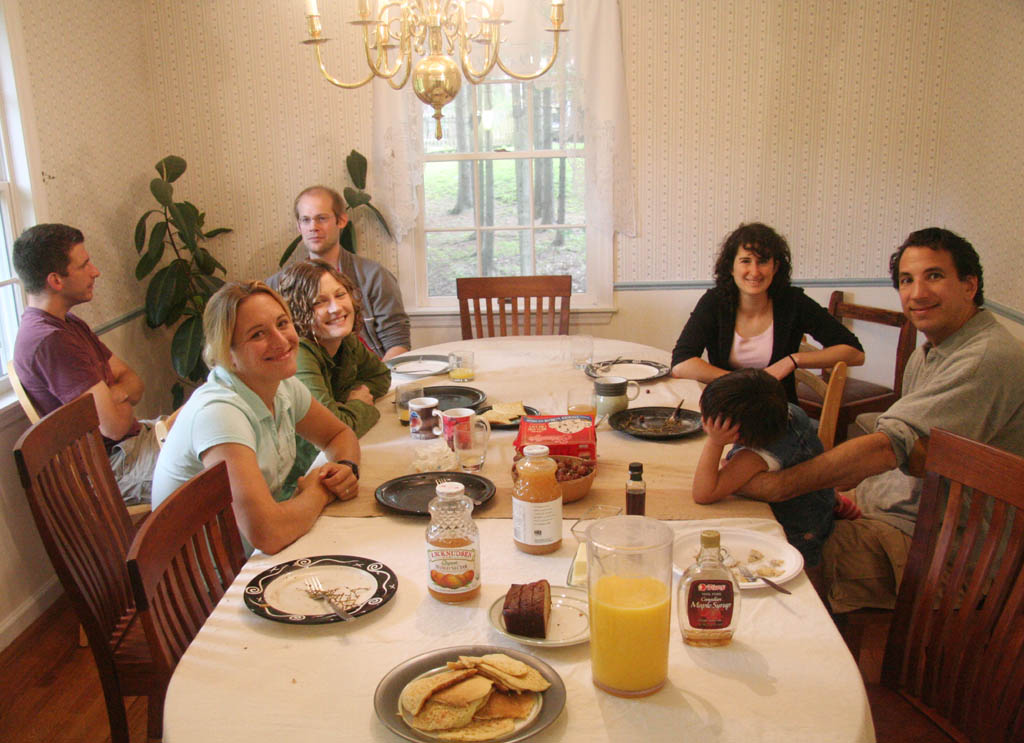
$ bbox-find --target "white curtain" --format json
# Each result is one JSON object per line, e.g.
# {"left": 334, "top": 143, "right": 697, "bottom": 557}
{"left": 371, "top": 0, "right": 636, "bottom": 244}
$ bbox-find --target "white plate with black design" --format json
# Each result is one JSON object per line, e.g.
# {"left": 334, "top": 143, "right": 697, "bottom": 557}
{"left": 585, "top": 358, "right": 670, "bottom": 381}
{"left": 243, "top": 554, "right": 397, "bottom": 624}
{"left": 672, "top": 528, "right": 803, "bottom": 589}
{"left": 387, "top": 354, "right": 451, "bottom": 377}
{"left": 488, "top": 585, "right": 590, "bottom": 647}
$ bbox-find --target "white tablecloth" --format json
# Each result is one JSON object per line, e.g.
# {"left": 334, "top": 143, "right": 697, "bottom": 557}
{"left": 163, "top": 517, "right": 874, "bottom": 742}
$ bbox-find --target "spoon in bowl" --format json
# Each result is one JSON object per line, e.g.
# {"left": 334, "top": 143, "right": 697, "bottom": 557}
{"left": 667, "top": 398, "right": 686, "bottom": 423}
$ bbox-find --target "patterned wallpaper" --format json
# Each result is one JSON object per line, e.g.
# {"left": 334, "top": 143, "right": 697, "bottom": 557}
{"left": 12, "top": 0, "right": 1023, "bottom": 320}
{"left": 617, "top": 0, "right": 1023, "bottom": 311}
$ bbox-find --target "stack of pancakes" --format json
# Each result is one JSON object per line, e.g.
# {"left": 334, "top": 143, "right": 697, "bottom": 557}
{"left": 399, "top": 653, "right": 550, "bottom": 741}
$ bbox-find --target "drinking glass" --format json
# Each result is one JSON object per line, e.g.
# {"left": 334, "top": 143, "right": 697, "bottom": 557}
{"left": 587, "top": 515, "right": 674, "bottom": 697}
{"left": 566, "top": 388, "right": 597, "bottom": 420}
{"left": 454, "top": 418, "right": 490, "bottom": 472}
{"left": 395, "top": 382, "right": 424, "bottom": 426}
{"left": 569, "top": 335, "right": 593, "bottom": 370}
{"left": 448, "top": 351, "right": 475, "bottom": 381}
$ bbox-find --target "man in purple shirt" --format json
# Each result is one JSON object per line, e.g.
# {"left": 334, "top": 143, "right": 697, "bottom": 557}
{"left": 12, "top": 223, "right": 162, "bottom": 504}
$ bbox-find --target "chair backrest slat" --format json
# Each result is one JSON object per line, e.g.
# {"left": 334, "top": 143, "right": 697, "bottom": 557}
{"left": 127, "top": 462, "right": 245, "bottom": 677}
{"left": 880, "top": 428, "right": 1024, "bottom": 743}
{"left": 457, "top": 275, "right": 572, "bottom": 339}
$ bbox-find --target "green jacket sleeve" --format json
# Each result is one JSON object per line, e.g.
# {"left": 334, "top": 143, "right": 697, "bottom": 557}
{"left": 349, "top": 334, "right": 393, "bottom": 399}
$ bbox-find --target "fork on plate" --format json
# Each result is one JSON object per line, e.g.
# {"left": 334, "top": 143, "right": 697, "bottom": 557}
{"left": 737, "top": 564, "right": 791, "bottom": 594}
{"left": 303, "top": 575, "right": 355, "bottom": 621}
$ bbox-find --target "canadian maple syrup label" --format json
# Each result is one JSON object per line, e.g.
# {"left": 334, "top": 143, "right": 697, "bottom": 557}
{"left": 686, "top": 581, "right": 735, "bottom": 629}
{"left": 426, "top": 544, "right": 480, "bottom": 594}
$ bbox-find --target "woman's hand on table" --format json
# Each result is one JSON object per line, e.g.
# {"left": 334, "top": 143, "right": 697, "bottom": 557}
{"left": 346, "top": 384, "right": 374, "bottom": 405}
{"left": 763, "top": 355, "right": 798, "bottom": 381}
{"left": 316, "top": 461, "right": 360, "bottom": 500}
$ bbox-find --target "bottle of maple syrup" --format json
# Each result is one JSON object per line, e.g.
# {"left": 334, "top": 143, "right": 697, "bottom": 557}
{"left": 426, "top": 481, "right": 481, "bottom": 602}
{"left": 678, "top": 530, "right": 741, "bottom": 646}
{"left": 512, "top": 445, "right": 563, "bottom": 554}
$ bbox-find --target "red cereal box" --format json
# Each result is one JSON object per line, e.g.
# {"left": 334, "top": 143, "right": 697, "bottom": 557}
{"left": 513, "top": 415, "right": 596, "bottom": 461}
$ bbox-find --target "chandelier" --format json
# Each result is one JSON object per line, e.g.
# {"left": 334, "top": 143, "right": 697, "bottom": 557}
{"left": 302, "top": 1, "right": 567, "bottom": 139}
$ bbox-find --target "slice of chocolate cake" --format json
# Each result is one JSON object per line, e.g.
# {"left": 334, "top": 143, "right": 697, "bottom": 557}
{"left": 501, "top": 579, "right": 551, "bottom": 638}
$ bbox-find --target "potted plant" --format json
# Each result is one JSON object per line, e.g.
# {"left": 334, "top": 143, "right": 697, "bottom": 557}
{"left": 133, "top": 155, "right": 232, "bottom": 406}
{"left": 278, "top": 149, "right": 392, "bottom": 265}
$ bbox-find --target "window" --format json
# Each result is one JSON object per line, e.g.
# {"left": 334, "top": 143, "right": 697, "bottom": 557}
{"left": 0, "top": 8, "right": 30, "bottom": 385}
{"left": 419, "top": 69, "right": 587, "bottom": 299}
{"left": 379, "top": 0, "right": 632, "bottom": 315}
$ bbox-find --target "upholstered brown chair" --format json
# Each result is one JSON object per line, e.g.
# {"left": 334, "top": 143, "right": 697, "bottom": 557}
{"left": 867, "top": 428, "right": 1024, "bottom": 743}
{"left": 127, "top": 462, "right": 245, "bottom": 678}
{"left": 13, "top": 394, "right": 164, "bottom": 743}
{"left": 456, "top": 275, "right": 571, "bottom": 339}
{"left": 798, "top": 290, "right": 916, "bottom": 443}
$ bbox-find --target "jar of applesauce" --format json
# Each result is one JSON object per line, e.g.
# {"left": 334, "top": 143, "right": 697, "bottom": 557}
{"left": 426, "top": 481, "right": 481, "bottom": 602}
{"left": 512, "top": 444, "right": 563, "bottom": 554}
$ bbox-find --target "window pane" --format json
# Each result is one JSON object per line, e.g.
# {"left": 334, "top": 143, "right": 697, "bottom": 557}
{"left": 426, "top": 231, "right": 477, "bottom": 297}
{"left": 479, "top": 81, "right": 528, "bottom": 153}
{"left": 482, "top": 159, "right": 530, "bottom": 227}
{"left": 535, "top": 228, "right": 586, "bottom": 293}
{"left": 423, "top": 161, "right": 476, "bottom": 229}
{"left": 0, "top": 280, "right": 22, "bottom": 369}
{"left": 533, "top": 156, "right": 584, "bottom": 226}
{"left": 482, "top": 230, "right": 532, "bottom": 277}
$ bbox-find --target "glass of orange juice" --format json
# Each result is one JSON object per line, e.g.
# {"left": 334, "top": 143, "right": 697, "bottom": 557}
{"left": 587, "top": 516, "right": 674, "bottom": 697}
{"left": 566, "top": 388, "right": 597, "bottom": 420}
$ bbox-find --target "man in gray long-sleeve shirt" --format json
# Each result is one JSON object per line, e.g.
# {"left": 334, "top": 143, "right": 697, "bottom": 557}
{"left": 292, "top": 185, "right": 411, "bottom": 360}
{"left": 736, "top": 227, "right": 1024, "bottom": 613}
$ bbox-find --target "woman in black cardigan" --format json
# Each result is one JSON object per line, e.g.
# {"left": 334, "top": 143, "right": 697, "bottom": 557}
{"left": 671, "top": 223, "right": 865, "bottom": 403}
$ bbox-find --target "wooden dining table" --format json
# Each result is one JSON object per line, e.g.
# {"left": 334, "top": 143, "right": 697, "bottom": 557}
{"left": 160, "top": 336, "right": 874, "bottom": 743}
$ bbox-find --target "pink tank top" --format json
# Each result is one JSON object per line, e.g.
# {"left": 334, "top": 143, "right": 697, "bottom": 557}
{"left": 729, "top": 323, "right": 774, "bottom": 369}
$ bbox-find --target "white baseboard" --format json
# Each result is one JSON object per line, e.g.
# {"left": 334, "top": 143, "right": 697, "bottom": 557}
{"left": 0, "top": 575, "right": 63, "bottom": 652}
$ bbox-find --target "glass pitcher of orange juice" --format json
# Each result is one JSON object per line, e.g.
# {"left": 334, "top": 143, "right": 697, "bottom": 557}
{"left": 587, "top": 515, "right": 674, "bottom": 697}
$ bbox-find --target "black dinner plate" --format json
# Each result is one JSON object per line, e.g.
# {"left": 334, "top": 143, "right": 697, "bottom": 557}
{"left": 477, "top": 404, "right": 540, "bottom": 430}
{"left": 608, "top": 406, "right": 704, "bottom": 440}
{"left": 375, "top": 471, "right": 496, "bottom": 515}
{"left": 423, "top": 385, "right": 486, "bottom": 411}
{"left": 242, "top": 555, "right": 398, "bottom": 624}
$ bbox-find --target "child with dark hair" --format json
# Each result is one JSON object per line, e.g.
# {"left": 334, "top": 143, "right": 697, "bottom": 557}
{"left": 693, "top": 368, "right": 846, "bottom": 566}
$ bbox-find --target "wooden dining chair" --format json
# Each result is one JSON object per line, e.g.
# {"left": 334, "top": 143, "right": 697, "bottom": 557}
{"left": 456, "top": 275, "right": 571, "bottom": 339}
{"left": 866, "top": 428, "right": 1024, "bottom": 743}
{"left": 127, "top": 462, "right": 246, "bottom": 679}
{"left": 798, "top": 290, "right": 916, "bottom": 443}
{"left": 794, "top": 361, "right": 848, "bottom": 450}
{"left": 13, "top": 394, "right": 165, "bottom": 743}
{"left": 7, "top": 359, "right": 40, "bottom": 424}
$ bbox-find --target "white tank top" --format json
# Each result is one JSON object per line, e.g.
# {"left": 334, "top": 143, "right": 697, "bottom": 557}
{"left": 729, "top": 322, "right": 774, "bottom": 369}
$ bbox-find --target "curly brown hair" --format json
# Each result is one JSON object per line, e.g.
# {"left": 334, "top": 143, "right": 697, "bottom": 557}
{"left": 712, "top": 222, "right": 793, "bottom": 307}
{"left": 276, "top": 260, "right": 364, "bottom": 342}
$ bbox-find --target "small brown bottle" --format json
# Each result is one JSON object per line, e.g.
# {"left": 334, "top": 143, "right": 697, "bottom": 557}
{"left": 626, "top": 462, "right": 646, "bottom": 515}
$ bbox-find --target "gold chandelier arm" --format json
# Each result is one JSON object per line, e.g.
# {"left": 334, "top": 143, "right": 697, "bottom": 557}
{"left": 386, "top": 60, "right": 413, "bottom": 89}
{"left": 494, "top": 30, "right": 563, "bottom": 81}
{"left": 460, "top": 26, "right": 501, "bottom": 84}
{"left": 315, "top": 44, "right": 375, "bottom": 89}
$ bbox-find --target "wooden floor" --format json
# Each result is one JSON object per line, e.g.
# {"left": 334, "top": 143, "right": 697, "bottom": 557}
{"left": 0, "top": 594, "right": 150, "bottom": 743}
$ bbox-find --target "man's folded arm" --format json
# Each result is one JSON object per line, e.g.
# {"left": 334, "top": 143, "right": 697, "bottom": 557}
{"left": 737, "top": 432, "right": 900, "bottom": 503}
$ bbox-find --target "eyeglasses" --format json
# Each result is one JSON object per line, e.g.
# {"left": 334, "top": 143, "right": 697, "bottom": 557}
{"left": 298, "top": 214, "right": 336, "bottom": 227}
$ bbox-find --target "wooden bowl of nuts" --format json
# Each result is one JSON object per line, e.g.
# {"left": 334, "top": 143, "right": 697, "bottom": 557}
{"left": 512, "top": 454, "right": 597, "bottom": 503}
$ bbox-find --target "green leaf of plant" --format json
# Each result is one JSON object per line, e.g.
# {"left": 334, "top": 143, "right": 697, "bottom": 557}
{"left": 194, "top": 248, "right": 216, "bottom": 275}
{"left": 150, "top": 178, "right": 174, "bottom": 207}
{"left": 347, "top": 149, "right": 368, "bottom": 190}
{"left": 145, "top": 260, "right": 189, "bottom": 327}
{"left": 344, "top": 187, "right": 370, "bottom": 208}
{"left": 168, "top": 203, "right": 197, "bottom": 251}
{"left": 204, "top": 227, "right": 232, "bottom": 239}
{"left": 279, "top": 234, "right": 302, "bottom": 266}
{"left": 194, "top": 273, "right": 225, "bottom": 297}
{"left": 134, "top": 212, "right": 154, "bottom": 251}
{"left": 340, "top": 221, "right": 356, "bottom": 254}
{"left": 365, "top": 202, "right": 394, "bottom": 239}
{"left": 155, "top": 155, "right": 187, "bottom": 183}
{"left": 187, "top": 359, "right": 209, "bottom": 383}
{"left": 171, "top": 382, "right": 186, "bottom": 410}
{"left": 135, "top": 222, "right": 167, "bottom": 279}
{"left": 171, "top": 314, "right": 204, "bottom": 378}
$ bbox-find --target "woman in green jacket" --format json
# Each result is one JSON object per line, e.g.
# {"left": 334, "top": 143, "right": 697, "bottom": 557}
{"left": 277, "top": 259, "right": 391, "bottom": 494}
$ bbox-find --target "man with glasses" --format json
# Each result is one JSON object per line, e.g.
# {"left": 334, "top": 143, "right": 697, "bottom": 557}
{"left": 287, "top": 185, "right": 410, "bottom": 361}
